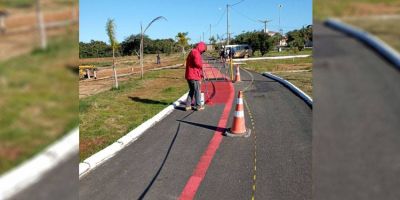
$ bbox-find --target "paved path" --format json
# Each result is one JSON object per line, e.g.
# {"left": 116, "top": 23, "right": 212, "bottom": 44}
{"left": 313, "top": 22, "right": 400, "bottom": 200}
{"left": 9, "top": 155, "right": 78, "bottom": 200}
{"left": 79, "top": 58, "right": 311, "bottom": 200}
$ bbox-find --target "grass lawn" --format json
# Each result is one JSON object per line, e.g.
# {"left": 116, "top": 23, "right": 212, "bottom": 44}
{"left": 0, "top": 33, "right": 78, "bottom": 174}
{"left": 259, "top": 49, "right": 312, "bottom": 57}
{"left": 343, "top": 17, "right": 400, "bottom": 52}
{"left": 273, "top": 71, "right": 313, "bottom": 97}
{"left": 244, "top": 57, "right": 313, "bottom": 97}
{"left": 79, "top": 68, "right": 188, "bottom": 160}
{"left": 244, "top": 57, "right": 312, "bottom": 72}
{"left": 314, "top": 0, "right": 400, "bottom": 21}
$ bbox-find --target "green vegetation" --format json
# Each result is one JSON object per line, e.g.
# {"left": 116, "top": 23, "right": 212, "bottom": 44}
{"left": 79, "top": 68, "right": 187, "bottom": 160}
{"left": 0, "top": 0, "right": 33, "bottom": 8}
{"left": 314, "top": 0, "right": 400, "bottom": 21}
{"left": 0, "top": 0, "right": 75, "bottom": 8}
{"left": 256, "top": 48, "right": 312, "bottom": 57}
{"left": 273, "top": 71, "right": 313, "bottom": 96}
{"left": 232, "top": 25, "right": 312, "bottom": 55}
{"left": 80, "top": 35, "right": 179, "bottom": 59}
{"left": 244, "top": 57, "right": 313, "bottom": 96}
{"left": 176, "top": 32, "right": 190, "bottom": 55}
{"left": 0, "top": 33, "right": 78, "bottom": 174}
{"left": 344, "top": 18, "right": 400, "bottom": 52}
{"left": 245, "top": 57, "right": 312, "bottom": 72}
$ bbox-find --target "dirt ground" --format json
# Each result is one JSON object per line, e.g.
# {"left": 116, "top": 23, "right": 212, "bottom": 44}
{"left": 79, "top": 63, "right": 184, "bottom": 99}
{"left": 347, "top": 2, "right": 400, "bottom": 16}
{"left": 0, "top": 6, "right": 78, "bottom": 61}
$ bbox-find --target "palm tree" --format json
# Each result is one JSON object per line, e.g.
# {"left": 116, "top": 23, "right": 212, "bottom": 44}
{"left": 175, "top": 32, "right": 190, "bottom": 56}
{"left": 106, "top": 18, "right": 119, "bottom": 89}
{"left": 139, "top": 16, "right": 167, "bottom": 79}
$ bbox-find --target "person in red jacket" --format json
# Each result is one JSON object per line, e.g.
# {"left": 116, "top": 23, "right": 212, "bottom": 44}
{"left": 185, "top": 41, "right": 207, "bottom": 111}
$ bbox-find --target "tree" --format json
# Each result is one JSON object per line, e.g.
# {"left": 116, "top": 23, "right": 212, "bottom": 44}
{"left": 175, "top": 32, "right": 190, "bottom": 55}
{"left": 287, "top": 30, "right": 305, "bottom": 51}
{"left": 106, "top": 18, "right": 119, "bottom": 89}
{"left": 79, "top": 40, "right": 113, "bottom": 58}
{"left": 209, "top": 36, "right": 216, "bottom": 46}
{"left": 233, "top": 31, "right": 271, "bottom": 56}
{"left": 286, "top": 25, "right": 312, "bottom": 51}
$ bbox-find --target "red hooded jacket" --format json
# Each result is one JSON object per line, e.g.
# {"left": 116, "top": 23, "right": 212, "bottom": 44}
{"left": 185, "top": 42, "right": 207, "bottom": 81}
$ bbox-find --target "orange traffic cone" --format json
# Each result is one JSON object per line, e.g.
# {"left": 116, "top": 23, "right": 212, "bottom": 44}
{"left": 225, "top": 91, "right": 251, "bottom": 137}
{"left": 234, "top": 65, "right": 241, "bottom": 82}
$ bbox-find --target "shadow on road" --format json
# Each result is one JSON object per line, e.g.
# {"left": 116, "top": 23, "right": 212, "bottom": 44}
{"left": 177, "top": 120, "right": 226, "bottom": 133}
{"left": 137, "top": 111, "right": 195, "bottom": 200}
{"left": 128, "top": 96, "right": 170, "bottom": 105}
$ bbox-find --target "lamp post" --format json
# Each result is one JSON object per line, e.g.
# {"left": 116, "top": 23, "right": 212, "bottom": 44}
{"left": 278, "top": 4, "right": 283, "bottom": 52}
{"left": 139, "top": 16, "right": 167, "bottom": 79}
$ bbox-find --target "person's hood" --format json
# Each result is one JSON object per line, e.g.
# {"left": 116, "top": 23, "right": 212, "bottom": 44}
{"left": 196, "top": 42, "right": 207, "bottom": 53}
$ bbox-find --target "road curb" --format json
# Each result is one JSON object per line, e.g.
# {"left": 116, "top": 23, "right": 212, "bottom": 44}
{"left": 233, "top": 54, "right": 311, "bottom": 62}
{"left": 79, "top": 92, "right": 189, "bottom": 178}
{"left": 325, "top": 18, "right": 400, "bottom": 69}
{"left": 0, "top": 128, "right": 78, "bottom": 200}
{"left": 262, "top": 72, "right": 313, "bottom": 108}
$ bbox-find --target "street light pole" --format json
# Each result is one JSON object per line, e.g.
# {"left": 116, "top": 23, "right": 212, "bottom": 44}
{"left": 226, "top": 4, "right": 229, "bottom": 45}
{"left": 139, "top": 16, "right": 167, "bottom": 79}
{"left": 278, "top": 4, "right": 283, "bottom": 52}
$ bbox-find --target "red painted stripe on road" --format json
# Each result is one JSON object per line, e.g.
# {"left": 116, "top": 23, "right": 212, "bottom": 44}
{"left": 179, "top": 67, "right": 234, "bottom": 200}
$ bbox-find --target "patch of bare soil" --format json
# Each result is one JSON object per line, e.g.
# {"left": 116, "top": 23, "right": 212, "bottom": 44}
{"left": 347, "top": 2, "right": 400, "bottom": 16}
{"left": 0, "top": 7, "right": 77, "bottom": 61}
{"left": 79, "top": 64, "right": 184, "bottom": 99}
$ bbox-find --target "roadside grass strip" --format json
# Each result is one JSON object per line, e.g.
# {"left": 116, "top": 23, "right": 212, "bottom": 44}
{"left": 0, "top": 128, "right": 78, "bottom": 200}
{"left": 79, "top": 68, "right": 188, "bottom": 161}
{"left": 326, "top": 18, "right": 400, "bottom": 68}
{"left": 263, "top": 72, "right": 313, "bottom": 107}
{"left": 0, "top": 33, "right": 78, "bottom": 174}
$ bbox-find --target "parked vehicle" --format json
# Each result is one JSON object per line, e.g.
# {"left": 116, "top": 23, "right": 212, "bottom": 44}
{"left": 223, "top": 44, "right": 253, "bottom": 58}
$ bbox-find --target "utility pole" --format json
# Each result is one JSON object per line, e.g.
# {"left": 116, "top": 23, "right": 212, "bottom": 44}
{"left": 278, "top": 4, "right": 283, "bottom": 52}
{"left": 226, "top": 4, "right": 229, "bottom": 45}
{"left": 209, "top": 24, "right": 211, "bottom": 43}
{"left": 279, "top": 4, "right": 283, "bottom": 35}
{"left": 258, "top": 19, "right": 271, "bottom": 33}
{"left": 226, "top": 0, "right": 244, "bottom": 45}
{"left": 202, "top": 32, "right": 204, "bottom": 42}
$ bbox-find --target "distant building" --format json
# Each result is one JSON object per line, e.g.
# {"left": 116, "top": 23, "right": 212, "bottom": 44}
{"left": 279, "top": 36, "right": 288, "bottom": 47}
{"left": 267, "top": 31, "right": 279, "bottom": 37}
{"left": 206, "top": 44, "right": 214, "bottom": 51}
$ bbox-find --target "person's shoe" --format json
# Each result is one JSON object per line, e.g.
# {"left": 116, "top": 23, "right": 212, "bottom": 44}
{"left": 184, "top": 106, "right": 192, "bottom": 111}
{"left": 195, "top": 105, "right": 205, "bottom": 111}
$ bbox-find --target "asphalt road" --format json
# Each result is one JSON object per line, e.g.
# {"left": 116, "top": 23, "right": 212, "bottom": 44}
{"left": 79, "top": 59, "right": 312, "bottom": 200}
{"left": 313, "top": 22, "right": 400, "bottom": 200}
{"left": 9, "top": 155, "right": 79, "bottom": 200}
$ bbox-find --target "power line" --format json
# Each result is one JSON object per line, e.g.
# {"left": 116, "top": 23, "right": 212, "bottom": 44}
{"left": 230, "top": 6, "right": 259, "bottom": 23}
{"left": 213, "top": 9, "right": 226, "bottom": 28}
{"left": 231, "top": 0, "right": 245, "bottom": 7}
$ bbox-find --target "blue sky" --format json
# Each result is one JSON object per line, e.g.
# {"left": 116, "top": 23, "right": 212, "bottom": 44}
{"left": 79, "top": 0, "right": 312, "bottom": 44}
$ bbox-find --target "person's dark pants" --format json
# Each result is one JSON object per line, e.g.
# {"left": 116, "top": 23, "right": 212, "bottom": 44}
{"left": 186, "top": 80, "right": 201, "bottom": 107}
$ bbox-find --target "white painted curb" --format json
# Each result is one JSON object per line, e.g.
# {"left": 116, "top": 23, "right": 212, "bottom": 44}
{"left": 0, "top": 128, "right": 78, "bottom": 200}
{"left": 233, "top": 54, "right": 311, "bottom": 62}
{"left": 79, "top": 92, "right": 189, "bottom": 178}
{"left": 325, "top": 18, "right": 400, "bottom": 69}
{"left": 263, "top": 72, "right": 313, "bottom": 107}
